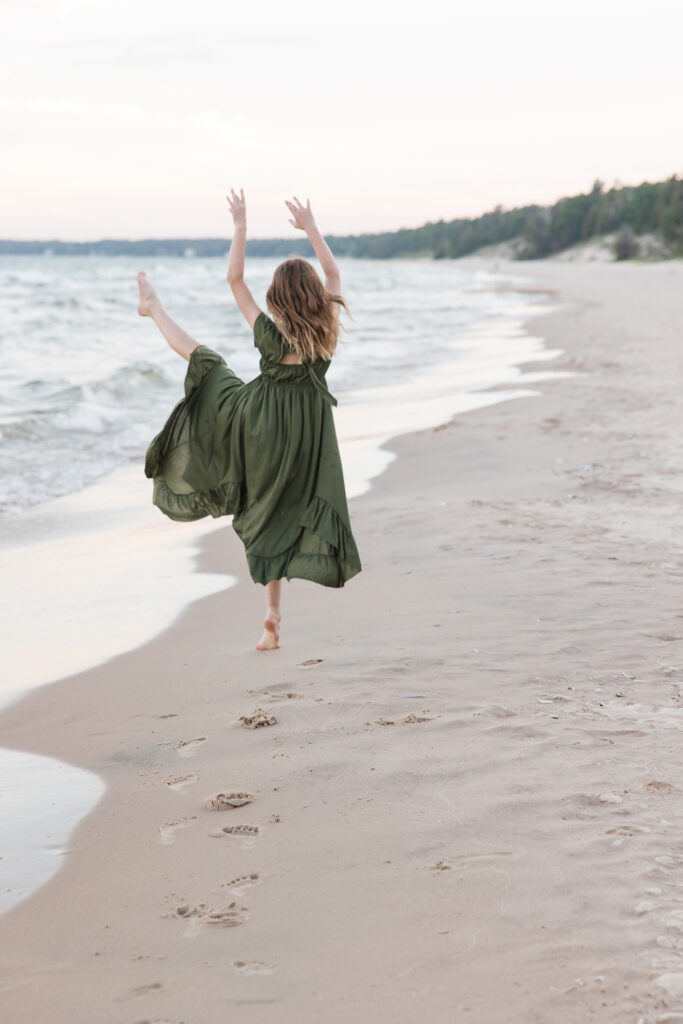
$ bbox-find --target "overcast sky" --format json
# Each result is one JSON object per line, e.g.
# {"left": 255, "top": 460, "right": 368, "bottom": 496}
{"left": 2, "top": 0, "right": 682, "bottom": 240}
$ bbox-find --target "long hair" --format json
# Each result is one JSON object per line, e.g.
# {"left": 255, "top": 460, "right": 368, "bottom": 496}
{"left": 266, "top": 257, "right": 350, "bottom": 362}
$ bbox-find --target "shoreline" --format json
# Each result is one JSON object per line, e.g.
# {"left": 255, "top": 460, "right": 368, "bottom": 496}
{"left": 0, "top": 262, "right": 559, "bottom": 922}
{"left": 1, "top": 264, "right": 554, "bottom": 710}
{"left": 4, "top": 257, "right": 683, "bottom": 1020}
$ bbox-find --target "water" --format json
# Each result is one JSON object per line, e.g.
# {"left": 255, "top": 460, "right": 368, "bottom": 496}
{"left": 1, "top": 254, "right": 551, "bottom": 515}
{"left": 0, "top": 750, "right": 105, "bottom": 915}
{"left": 0, "top": 253, "right": 563, "bottom": 915}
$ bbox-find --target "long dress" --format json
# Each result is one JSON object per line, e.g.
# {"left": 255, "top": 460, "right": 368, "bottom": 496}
{"left": 144, "top": 311, "right": 362, "bottom": 588}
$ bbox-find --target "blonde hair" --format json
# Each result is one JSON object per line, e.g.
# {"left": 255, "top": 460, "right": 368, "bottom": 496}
{"left": 266, "top": 257, "right": 350, "bottom": 362}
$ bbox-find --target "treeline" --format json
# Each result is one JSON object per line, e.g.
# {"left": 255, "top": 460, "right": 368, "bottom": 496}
{"left": 2, "top": 175, "right": 682, "bottom": 260}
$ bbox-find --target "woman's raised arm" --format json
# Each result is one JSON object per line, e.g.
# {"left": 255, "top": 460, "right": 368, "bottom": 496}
{"left": 226, "top": 187, "right": 262, "bottom": 330}
{"left": 285, "top": 197, "right": 341, "bottom": 297}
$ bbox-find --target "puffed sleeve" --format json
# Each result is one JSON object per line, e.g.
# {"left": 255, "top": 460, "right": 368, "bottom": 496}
{"left": 184, "top": 345, "right": 227, "bottom": 397}
{"left": 253, "top": 312, "right": 285, "bottom": 365}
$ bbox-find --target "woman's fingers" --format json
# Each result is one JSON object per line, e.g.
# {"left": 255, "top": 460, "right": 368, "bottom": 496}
{"left": 226, "top": 188, "right": 246, "bottom": 215}
{"left": 285, "top": 197, "right": 308, "bottom": 228}
{"left": 287, "top": 195, "right": 312, "bottom": 216}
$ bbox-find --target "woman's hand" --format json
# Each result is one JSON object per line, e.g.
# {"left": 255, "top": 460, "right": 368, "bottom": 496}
{"left": 227, "top": 187, "right": 246, "bottom": 229}
{"left": 285, "top": 196, "right": 315, "bottom": 232}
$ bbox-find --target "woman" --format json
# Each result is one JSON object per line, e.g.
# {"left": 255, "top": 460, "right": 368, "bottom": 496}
{"left": 138, "top": 191, "right": 361, "bottom": 650}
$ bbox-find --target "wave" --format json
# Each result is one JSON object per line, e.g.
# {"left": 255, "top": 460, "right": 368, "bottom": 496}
{"left": 0, "top": 253, "right": 538, "bottom": 515}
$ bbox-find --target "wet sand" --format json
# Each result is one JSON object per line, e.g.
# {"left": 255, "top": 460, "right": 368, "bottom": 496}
{"left": 2, "top": 257, "right": 683, "bottom": 1022}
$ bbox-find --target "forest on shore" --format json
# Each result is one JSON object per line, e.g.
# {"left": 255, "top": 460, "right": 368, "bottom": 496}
{"left": 2, "top": 175, "right": 681, "bottom": 260}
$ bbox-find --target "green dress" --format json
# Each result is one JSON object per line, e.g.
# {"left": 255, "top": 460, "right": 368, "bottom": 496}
{"left": 144, "top": 311, "right": 361, "bottom": 588}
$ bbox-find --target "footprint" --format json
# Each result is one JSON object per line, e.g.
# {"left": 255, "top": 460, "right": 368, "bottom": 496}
{"left": 480, "top": 705, "right": 517, "bottom": 719}
{"left": 173, "top": 902, "right": 247, "bottom": 928}
{"left": 239, "top": 709, "right": 277, "bottom": 729}
{"left": 250, "top": 683, "right": 303, "bottom": 701}
{"left": 165, "top": 772, "right": 199, "bottom": 793}
{"left": 561, "top": 791, "right": 626, "bottom": 818}
{"left": 299, "top": 659, "right": 323, "bottom": 668}
{"left": 158, "top": 817, "right": 197, "bottom": 846}
{"left": 204, "top": 905, "right": 248, "bottom": 927}
{"left": 655, "top": 856, "right": 679, "bottom": 868}
{"left": 232, "top": 960, "right": 274, "bottom": 975}
{"left": 449, "top": 850, "right": 514, "bottom": 863}
{"left": 605, "top": 824, "right": 651, "bottom": 836}
{"left": 205, "top": 792, "right": 253, "bottom": 810}
{"left": 224, "top": 873, "right": 259, "bottom": 894}
{"left": 175, "top": 737, "right": 206, "bottom": 758}
{"left": 541, "top": 417, "right": 562, "bottom": 431}
{"left": 211, "top": 824, "right": 260, "bottom": 838}
{"left": 654, "top": 972, "right": 683, "bottom": 998}
{"left": 374, "top": 717, "right": 395, "bottom": 726}
{"left": 646, "top": 780, "right": 679, "bottom": 794}
{"left": 116, "top": 980, "right": 162, "bottom": 1002}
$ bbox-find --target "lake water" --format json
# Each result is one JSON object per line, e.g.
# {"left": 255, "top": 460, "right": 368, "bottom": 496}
{"left": 0, "top": 254, "right": 563, "bottom": 914}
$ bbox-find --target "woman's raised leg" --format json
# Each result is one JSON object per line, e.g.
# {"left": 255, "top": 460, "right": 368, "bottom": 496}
{"left": 257, "top": 580, "right": 281, "bottom": 650}
{"left": 137, "top": 271, "right": 199, "bottom": 361}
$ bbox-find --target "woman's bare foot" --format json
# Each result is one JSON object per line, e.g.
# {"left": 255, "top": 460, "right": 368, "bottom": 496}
{"left": 256, "top": 610, "right": 281, "bottom": 651}
{"left": 137, "top": 271, "right": 162, "bottom": 318}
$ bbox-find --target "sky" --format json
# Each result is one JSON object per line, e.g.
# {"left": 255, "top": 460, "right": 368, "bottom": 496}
{"left": 2, "top": 0, "right": 683, "bottom": 240}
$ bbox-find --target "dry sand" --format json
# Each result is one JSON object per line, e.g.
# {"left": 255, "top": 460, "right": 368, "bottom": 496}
{"left": 2, "top": 258, "right": 683, "bottom": 1023}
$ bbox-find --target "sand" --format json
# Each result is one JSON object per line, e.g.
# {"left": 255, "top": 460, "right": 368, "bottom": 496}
{"left": 2, "top": 257, "right": 683, "bottom": 1023}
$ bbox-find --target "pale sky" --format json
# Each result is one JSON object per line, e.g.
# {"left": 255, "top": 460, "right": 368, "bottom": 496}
{"left": 2, "top": 0, "right": 682, "bottom": 240}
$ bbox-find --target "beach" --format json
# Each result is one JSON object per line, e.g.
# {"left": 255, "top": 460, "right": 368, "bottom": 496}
{"left": 2, "top": 257, "right": 683, "bottom": 1022}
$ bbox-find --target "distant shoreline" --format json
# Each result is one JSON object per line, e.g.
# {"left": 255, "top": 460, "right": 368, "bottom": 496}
{"left": 0, "top": 238, "right": 312, "bottom": 258}
{"left": 2, "top": 173, "right": 681, "bottom": 262}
